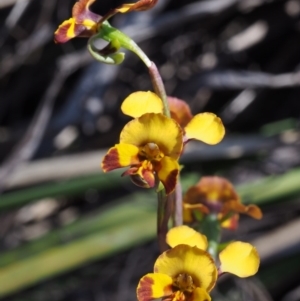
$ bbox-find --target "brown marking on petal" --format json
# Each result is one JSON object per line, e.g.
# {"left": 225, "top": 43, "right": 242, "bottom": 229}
{"left": 168, "top": 96, "right": 193, "bottom": 128}
{"left": 161, "top": 168, "right": 179, "bottom": 195}
{"left": 137, "top": 276, "right": 154, "bottom": 301}
{"left": 126, "top": 0, "right": 158, "bottom": 11}
{"left": 137, "top": 275, "right": 173, "bottom": 301}
{"left": 122, "top": 166, "right": 139, "bottom": 176}
{"left": 54, "top": 18, "right": 96, "bottom": 43}
{"left": 78, "top": 27, "right": 99, "bottom": 37}
{"left": 129, "top": 169, "right": 156, "bottom": 189}
{"left": 102, "top": 0, "right": 158, "bottom": 22}
{"left": 101, "top": 148, "right": 122, "bottom": 172}
{"left": 130, "top": 174, "right": 151, "bottom": 188}
{"left": 72, "top": 0, "right": 102, "bottom": 24}
{"left": 142, "top": 168, "right": 156, "bottom": 188}
{"left": 125, "top": 161, "right": 156, "bottom": 189}
{"left": 54, "top": 19, "right": 79, "bottom": 43}
{"left": 54, "top": 27, "right": 71, "bottom": 43}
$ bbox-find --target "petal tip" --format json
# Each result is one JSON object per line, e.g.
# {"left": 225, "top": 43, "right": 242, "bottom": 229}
{"left": 185, "top": 113, "right": 225, "bottom": 145}
{"left": 219, "top": 241, "right": 260, "bottom": 278}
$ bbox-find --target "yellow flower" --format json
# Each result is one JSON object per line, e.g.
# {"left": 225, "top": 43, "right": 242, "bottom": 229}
{"left": 183, "top": 176, "right": 262, "bottom": 229}
{"left": 136, "top": 226, "right": 260, "bottom": 301}
{"left": 54, "top": 0, "right": 157, "bottom": 43}
{"left": 137, "top": 244, "right": 217, "bottom": 301}
{"left": 167, "top": 226, "right": 260, "bottom": 278}
{"left": 102, "top": 92, "right": 225, "bottom": 194}
{"left": 102, "top": 113, "right": 183, "bottom": 194}
{"left": 121, "top": 91, "right": 225, "bottom": 145}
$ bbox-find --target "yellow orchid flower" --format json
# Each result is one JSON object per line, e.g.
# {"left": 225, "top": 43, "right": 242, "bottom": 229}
{"left": 102, "top": 92, "right": 225, "bottom": 194}
{"left": 136, "top": 226, "right": 260, "bottom": 301}
{"left": 137, "top": 244, "right": 217, "bottom": 301}
{"left": 167, "top": 226, "right": 260, "bottom": 278}
{"left": 183, "top": 176, "right": 262, "bottom": 229}
{"left": 102, "top": 113, "right": 183, "bottom": 194}
{"left": 54, "top": 0, "right": 157, "bottom": 43}
{"left": 121, "top": 91, "right": 225, "bottom": 145}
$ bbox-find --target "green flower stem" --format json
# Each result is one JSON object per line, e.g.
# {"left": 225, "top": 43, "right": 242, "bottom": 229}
{"left": 157, "top": 183, "right": 172, "bottom": 252}
{"left": 97, "top": 21, "right": 173, "bottom": 248}
{"left": 99, "top": 21, "right": 152, "bottom": 67}
{"left": 87, "top": 35, "right": 125, "bottom": 65}
{"left": 199, "top": 214, "right": 221, "bottom": 260}
{"left": 98, "top": 21, "right": 171, "bottom": 117}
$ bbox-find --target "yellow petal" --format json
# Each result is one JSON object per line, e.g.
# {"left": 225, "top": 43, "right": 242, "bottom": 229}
{"left": 184, "top": 113, "right": 225, "bottom": 145}
{"left": 192, "top": 287, "right": 211, "bottom": 301}
{"left": 137, "top": 273, "right": 173, "bottom": 301}
{"left": 101, "top": 143, "right": 140, "bottom": 172}
{"left": 154, "top": 245, "right": 217, "bottom": 292}
{"left": 156, "top": 156, "right": 179, "bottom": 195}
{"left": 166, "top": 225, "right": 208, "bottom": 250}
{"left": 219, "top": 241, "right": 260, "bottom": 277}
{"left": 120, "top": 113, "right": 183, "bottom": 159}
{"left": 121, "top": 91, "right": 163, "bottom": 118}
{"left": 54, "top": 19, "right": 77, "bottom": 43}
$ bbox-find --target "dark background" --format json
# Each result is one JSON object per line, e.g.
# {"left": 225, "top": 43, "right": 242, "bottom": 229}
{"left": 1, "top": 0, "right": 300, "bottom": 300}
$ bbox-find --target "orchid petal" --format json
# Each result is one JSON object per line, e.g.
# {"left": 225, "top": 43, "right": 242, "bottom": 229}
{"left": 156, "top": 156, "right": 179, "bottom": 194}
{"left": 102, "top": 143, "right": 140, "bottom": 172}
{"left": 121, "top": 91, "right": 163, "bottom": 118}
{"left": 120, "top": 113, "right": 183, "bottom": 159}
{"left": 154, "top": 245, "right": 217, "bottom": 292}
{"left": 185, "top": 113, "right": 225, "bottom": 145}
{"left": 137, "top": 273, "right": 173, "bottom": 301}
{"left": 219, "top": 242, "right": 260, "bottom": 277}
{"left": 166, "top": 225, "right": 208, "bottom": 250}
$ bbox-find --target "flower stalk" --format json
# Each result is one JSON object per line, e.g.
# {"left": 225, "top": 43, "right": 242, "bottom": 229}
{"left": 174, "top": 178, "right": 183, "bottom": 226}
{"left": 156, "top": 183, "right": 172, "bottom": 252}
{"left": 53, "top": 3, "right": 262, "bottom": 301}
{"left": 148, "top": 62, "right": 170, "bottom": 117}
{"left": 199, "top": 214, "right": 221, "bottom": 260}
{"left": 98, "top": 21, "right": 152, "bottom": 67}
